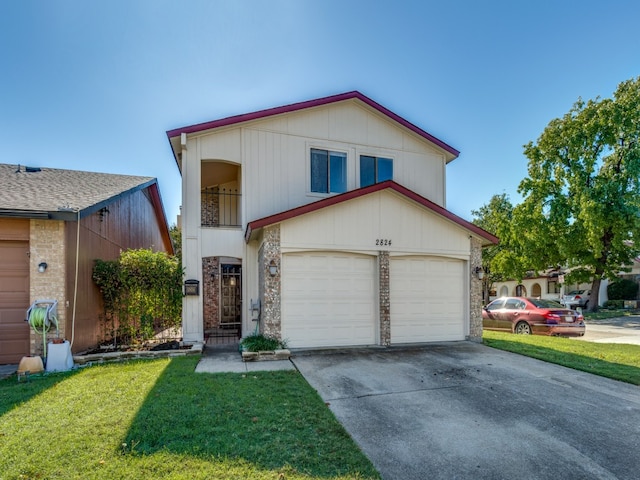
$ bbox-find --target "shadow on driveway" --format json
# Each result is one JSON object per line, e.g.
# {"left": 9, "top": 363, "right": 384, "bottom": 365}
{"left": 291, "top": 342, "right": 640, "bottom": 480}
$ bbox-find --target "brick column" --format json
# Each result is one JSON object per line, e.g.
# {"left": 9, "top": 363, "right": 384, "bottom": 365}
{"left": 29, "top": 219, "right": 67, "bottom": 356}
{"left": 469, "top": 238, "right": 483, "bottom": 342}
{"left": 261, "top": 225, "right": 281, "bottom": 339}
{"left": 379, "top": 251, "right": 390, "bottom": 346}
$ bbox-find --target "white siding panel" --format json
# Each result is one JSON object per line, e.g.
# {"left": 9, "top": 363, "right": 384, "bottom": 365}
{"left": 390, "top": 256, "right": 465, "bottom": 343}
{"left": 282, "top": 252, "right": 376, "bottom": 348}
{"left": 199, "top": 129, "right": 242, "bottom": 162}
{"left": 281, "top": 191, "right": 470, "bottom": 257}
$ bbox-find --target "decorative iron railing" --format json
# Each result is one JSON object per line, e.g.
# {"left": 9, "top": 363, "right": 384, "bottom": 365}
{"left": 201, "top": 188, "right": 241, "bottom": 227}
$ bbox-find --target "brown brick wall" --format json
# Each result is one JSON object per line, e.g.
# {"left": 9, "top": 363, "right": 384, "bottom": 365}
{"left": 202, "top": 257, "right": 220, "bottom": 330}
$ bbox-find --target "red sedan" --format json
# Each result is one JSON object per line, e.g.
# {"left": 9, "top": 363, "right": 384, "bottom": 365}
{"left": 483, "top": 297, "right": 586, "bottom": 337}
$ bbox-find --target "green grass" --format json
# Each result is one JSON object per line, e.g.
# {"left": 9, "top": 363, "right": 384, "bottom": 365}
{"left": 483, "top": 330, "right": 640, "bottom": 385}
{"left": 583, "top": 309, "right": 638, "bottom": 320}
{"left": 0, "top": 356, "right": 379, "bottom": 480}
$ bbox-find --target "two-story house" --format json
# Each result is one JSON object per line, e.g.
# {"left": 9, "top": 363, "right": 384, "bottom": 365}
{"left": 167, "top": 91, "right": 498, "bottom": 349}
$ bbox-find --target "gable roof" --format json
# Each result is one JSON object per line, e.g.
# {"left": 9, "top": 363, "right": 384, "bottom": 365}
{"left": 0, "top": 163, "right": 164, "bottom": 223}
{"left": 166, "top": 91, "right": 460, "bottom": 167}
{"left": 245, "top": 180, "right": 499, "bottom": 246}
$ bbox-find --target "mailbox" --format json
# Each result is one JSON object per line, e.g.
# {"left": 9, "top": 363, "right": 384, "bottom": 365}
{"left": 184, "top": 279, "right": 200, "bottom": 296}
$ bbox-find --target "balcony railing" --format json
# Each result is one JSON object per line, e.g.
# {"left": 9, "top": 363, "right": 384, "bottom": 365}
{"left": 201, "top": 187, "right": 241, "bottom": 227}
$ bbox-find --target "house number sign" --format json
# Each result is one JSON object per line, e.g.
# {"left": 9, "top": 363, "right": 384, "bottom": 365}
{"left": 375, "top": 239, "right": 392, "bottom": 247}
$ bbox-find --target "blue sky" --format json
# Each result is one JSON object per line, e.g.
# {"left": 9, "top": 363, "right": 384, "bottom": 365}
{"left": 2, "top": 1, "right": 639, "bottom": 225}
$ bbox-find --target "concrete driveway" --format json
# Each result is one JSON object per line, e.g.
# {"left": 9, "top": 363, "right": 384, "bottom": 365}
{"left": 291, "top": 342, "right": 640, "bottom": 480}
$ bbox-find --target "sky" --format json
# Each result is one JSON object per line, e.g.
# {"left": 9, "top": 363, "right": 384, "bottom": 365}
{"left": 1, "top": 0, "right": 639, "bottom": 225}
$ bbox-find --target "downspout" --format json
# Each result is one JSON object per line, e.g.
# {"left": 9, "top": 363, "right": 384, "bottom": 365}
{"left": 70, "top": 209, "right": 80, "bottom": 348}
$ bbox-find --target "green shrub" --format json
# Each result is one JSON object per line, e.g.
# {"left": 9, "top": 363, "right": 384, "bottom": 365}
{"left": 93, "top": 249, "right": 182, "bottom": 345}
{"left": 240, "top": 334, "right": 287, "bottom": 352}
{"left": 604, "top": 299, "right": 625, "bottom": 309}
{"left": 607, "top": 279, "right": 639, "bottom": 301}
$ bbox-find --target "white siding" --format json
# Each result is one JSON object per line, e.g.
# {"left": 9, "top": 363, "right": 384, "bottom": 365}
{"left": 194, "top": 100, "right": 449, "bottom": 226}
{"left": 281, "top": 190, "right": 470, "bottom": 258}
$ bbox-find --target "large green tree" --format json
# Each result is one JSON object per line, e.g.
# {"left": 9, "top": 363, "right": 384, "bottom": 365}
{"left": 472, "top": 193, "right": 519, "bottom": 301}
{"left": 516, "top": 76, "right": 640, "bottom": 310}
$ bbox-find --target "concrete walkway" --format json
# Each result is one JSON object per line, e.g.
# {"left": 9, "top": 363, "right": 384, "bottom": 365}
{"left": 0, "top": 363, "right": 17, "bottom": 379}
{"left": 195, "top": 345, "right": 295, "bottom": 373}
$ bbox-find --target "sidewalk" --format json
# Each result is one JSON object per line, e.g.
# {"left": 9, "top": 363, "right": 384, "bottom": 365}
{"left": 0, "top": 364, "right": 17, "bottom": 379}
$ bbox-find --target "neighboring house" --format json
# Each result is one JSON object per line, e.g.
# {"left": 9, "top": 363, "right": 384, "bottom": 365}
{"left": 490, "top": 258, "right": 640, "bottom": 306}
{"left": 490, "top": 273, "right": 598, "bottom": 304}
{"left": 167, "top": 91, "right": 498, "bottom": 349}
{"left": 0, "top": 164, "right": 173, "bottom": 364}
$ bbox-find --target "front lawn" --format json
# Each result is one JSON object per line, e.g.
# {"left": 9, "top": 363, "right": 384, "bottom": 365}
{"left": 483, "top": 330, "right": 640, "bottom": 385}
{"left": 0, "top": 356, "right": 379, "bottom": 480}
{"left": 583, "top": 309, "right": 638, "bottom": 320}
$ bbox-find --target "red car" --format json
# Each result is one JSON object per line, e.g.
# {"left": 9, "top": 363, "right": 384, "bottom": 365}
{"left": 483, "top": 297, "right": 586, "bottom": 336}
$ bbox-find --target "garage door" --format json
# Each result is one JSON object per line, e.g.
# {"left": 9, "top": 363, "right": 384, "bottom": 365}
{"left": 390, "top": 256, "right": 465, "bottom": 343}
{"left": 0, "top": 241, "right": 30, "bottom": 364}
{"left": 282, "top": 252, "right": 376, "bottom": 348}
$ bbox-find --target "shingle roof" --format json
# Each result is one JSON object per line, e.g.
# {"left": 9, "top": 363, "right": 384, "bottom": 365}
{"left": 0, "top": 163, "right": 157, "bottom": 220}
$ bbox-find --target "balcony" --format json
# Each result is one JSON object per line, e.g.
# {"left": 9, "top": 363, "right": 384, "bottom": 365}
{"left": 201, "top": 187, "right": 241, "bottom": 227}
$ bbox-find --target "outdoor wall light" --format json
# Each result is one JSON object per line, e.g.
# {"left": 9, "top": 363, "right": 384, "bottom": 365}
{"left": 38, "top": 262, "right": 48, "bottom": 273}
{"left": 474, "top": 266, "right": 484, "bottom": 280}
{"left": 268, "top": 260, "right": 278, "bottom": 277}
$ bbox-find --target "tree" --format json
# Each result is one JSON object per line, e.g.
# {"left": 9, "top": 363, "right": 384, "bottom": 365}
{"left": 516, "top": 76, "right": 640, "bottom": 310}
{"left": 169, "top": 224, "right": 182, "bottom": 262}
{"left": 471, "top": 193, "right": 513, "bottom": 303}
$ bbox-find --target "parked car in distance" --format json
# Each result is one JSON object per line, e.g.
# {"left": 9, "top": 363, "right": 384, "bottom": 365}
{"left": 562, "top": 290, "right": 591, "bottom": 309}
{"left": 483, "top": 297, "right": 586, "bottom": 337}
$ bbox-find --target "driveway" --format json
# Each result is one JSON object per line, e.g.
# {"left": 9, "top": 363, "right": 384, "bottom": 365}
{"left": 291, "top": 342, "right": 640, "bottom": 480}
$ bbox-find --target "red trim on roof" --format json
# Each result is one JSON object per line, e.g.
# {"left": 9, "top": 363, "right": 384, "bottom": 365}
{"left": 167, "top": 91, "right": 460, "bottom": 158}
{"left": 244, "top": 181, "right": 499, "bottom": 245}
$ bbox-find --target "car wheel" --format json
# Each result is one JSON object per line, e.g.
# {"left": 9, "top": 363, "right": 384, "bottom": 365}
{"left": 515, "top": 321, "right": 532, "bottom": 335}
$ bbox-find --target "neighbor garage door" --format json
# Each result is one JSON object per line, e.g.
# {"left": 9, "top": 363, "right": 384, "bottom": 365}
{"left": 390, "top": 256, "right": 465, "bottom": 343}
{"left": 282, "top": 252, "right": 376, "bottom": 348}
{"left": 0, "top": 240, "right": 30, "bottom": 364}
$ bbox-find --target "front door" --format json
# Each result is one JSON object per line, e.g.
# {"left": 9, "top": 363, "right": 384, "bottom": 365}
{"left": 220, "top": 264, "right": 241, "bottom": 330}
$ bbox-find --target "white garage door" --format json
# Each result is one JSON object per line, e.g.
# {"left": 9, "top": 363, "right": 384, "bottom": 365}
{"left": 282, "top": 252, "right": 376, "bottom": 348}
{"left": 390, "top": 256, "right": 465, "bottom": 343}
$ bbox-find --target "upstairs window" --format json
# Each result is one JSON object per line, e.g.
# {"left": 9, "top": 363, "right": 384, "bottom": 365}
{"left": 360, "top": 155, "right": 393, "bottom": 187}
{"left": 310, "top": 148, "right": 347, "bottom": 194}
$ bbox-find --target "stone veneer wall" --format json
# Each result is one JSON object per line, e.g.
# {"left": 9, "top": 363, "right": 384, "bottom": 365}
{"left": 469, "top": 237, "right": 483, "bottom": 342}
{"left": 202, "top": 257, "right": 220, "bottom": 330}
{"left": 378, "top": 251, "right": 390, "bottom": 346}
{"left": 260, "top": 225, "right": 281, "bottom": 339}
{"left": 29, "top": 219, "right": 67, "bottom": 357}
{"left": 201, "top": 189, "right": 220, "bottom": 227}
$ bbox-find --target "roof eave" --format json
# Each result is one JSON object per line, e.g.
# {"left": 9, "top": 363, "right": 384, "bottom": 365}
{"left": 166, "top": 91, "right": 460, "bottom": 163}
{"left": 245, "top": 181, "right": 498, "bottom": 246}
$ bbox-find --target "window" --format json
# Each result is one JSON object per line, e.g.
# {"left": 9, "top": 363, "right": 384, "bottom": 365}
{"left": 310, "top": 148, "right": 347, "bottom": 194}
{"left": 504, "top": 298, "right": 525, "bottom": 310}
{"left": 360, "top": 155, "right": 393, "bottom": 187}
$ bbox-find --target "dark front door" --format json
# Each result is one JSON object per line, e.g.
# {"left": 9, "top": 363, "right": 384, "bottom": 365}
{"left": 220, "top": 264, "right": 241, "bottom": 330}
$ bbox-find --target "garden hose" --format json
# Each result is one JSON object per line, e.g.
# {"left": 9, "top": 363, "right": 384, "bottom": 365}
{"left": 28, "top": 307, "right": 59, "bottom": 359}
